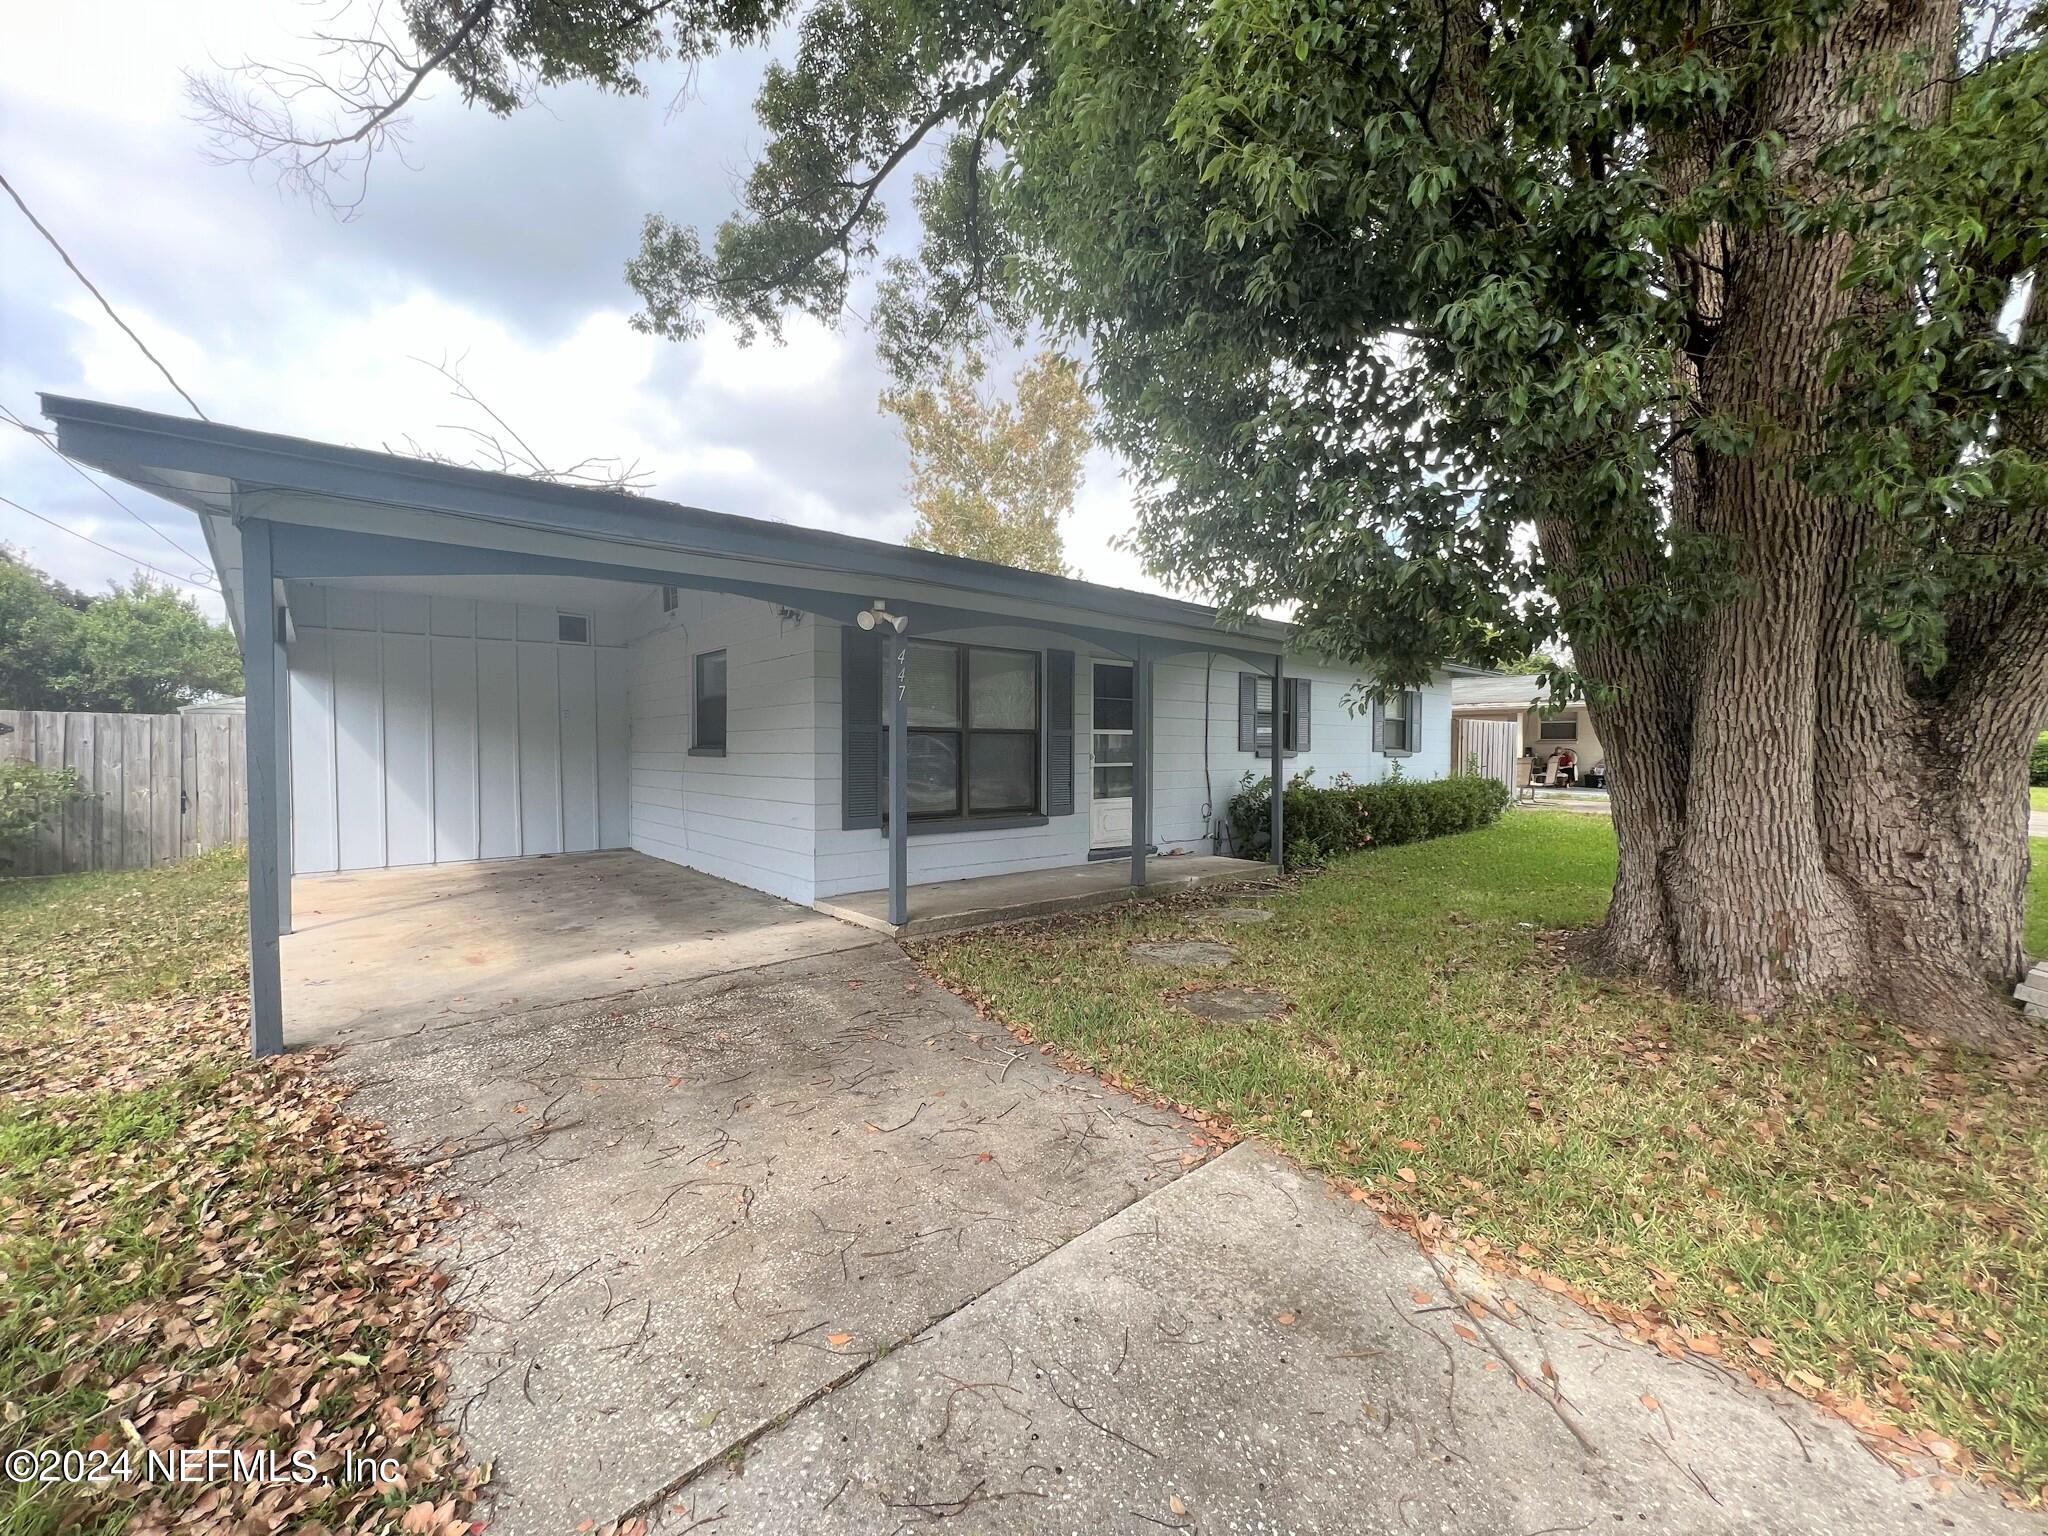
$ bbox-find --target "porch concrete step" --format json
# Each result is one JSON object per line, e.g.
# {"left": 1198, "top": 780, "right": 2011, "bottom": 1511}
{"left": 2020, "top": 963, "right": 2048, "bottom": 1020}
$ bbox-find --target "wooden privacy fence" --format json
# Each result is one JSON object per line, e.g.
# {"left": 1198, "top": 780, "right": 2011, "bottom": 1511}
{"left": 0, "top": 710, "right": 247, "bottom": 875}
{"left": 1451, "top": 715, "right": 1520, "bottom": 797}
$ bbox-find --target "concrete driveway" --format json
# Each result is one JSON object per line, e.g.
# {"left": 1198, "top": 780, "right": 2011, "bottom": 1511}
{"left": 324, "top": 864, "right": 2032, "bottom": 1536}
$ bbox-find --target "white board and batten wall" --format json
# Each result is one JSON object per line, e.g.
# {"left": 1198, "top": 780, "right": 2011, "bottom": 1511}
{"left": 290, "top": 580, "right": 1454, "bottom": 897}
{"left": 286, "top": 585, "right": 630, "bottom": 873}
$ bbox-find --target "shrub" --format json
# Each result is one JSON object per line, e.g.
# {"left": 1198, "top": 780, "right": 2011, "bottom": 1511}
{"left": 1228, "top": 766, "right": 1508, "bottom": 865}
{"left": 2032, "top": 732, "right": 2048, "bottom": 788}
{"left": 0, "top": 758, "right": 88, "bottom": 870}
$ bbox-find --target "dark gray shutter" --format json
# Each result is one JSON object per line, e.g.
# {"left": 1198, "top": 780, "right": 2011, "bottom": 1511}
{"left": 1371, "top": 696, "right": 1386, "bottom": 752}
{"left": 1406, "top": 689, "right": 1422, "bottom": 754}
{"left": 1292, "top": 678, "right": 1311, "bottom": 752}
{"left": 841, "top": 629, "right": 883, "bottom": 829}
{"left": 1237, "top": 671, "right": 1258, "bottom": 752}
{"left": 1045, "top": 649, "right": 1075, "bottom": 815}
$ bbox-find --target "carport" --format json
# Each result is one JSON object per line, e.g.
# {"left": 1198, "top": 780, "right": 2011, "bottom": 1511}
{"left": 42, "top": 394, "right": 1292, "bottom": 1056}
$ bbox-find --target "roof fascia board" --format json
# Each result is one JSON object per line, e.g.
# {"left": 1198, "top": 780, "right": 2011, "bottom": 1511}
{"left": 250, "top": 490, "right": 1280, "bottom": 657}
{"left": 45, "top": 394, "right": 1279, "bottom": 643}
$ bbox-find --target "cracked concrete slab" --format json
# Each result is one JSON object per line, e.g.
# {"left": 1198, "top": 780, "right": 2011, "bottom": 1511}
{"left": 337, "top": 943, "right": 1212, "bottom": 1536}
{"left": 647, "top": 1143, "right": 2034, "bottom": 1536}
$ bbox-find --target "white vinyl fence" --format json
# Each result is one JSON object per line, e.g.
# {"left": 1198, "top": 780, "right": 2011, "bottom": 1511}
{"left": 0, "top": 710, "right": 246, "bottom": 875}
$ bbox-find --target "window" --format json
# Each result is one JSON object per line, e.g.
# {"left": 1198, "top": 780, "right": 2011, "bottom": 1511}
{"left": 883, "top": 641, "right": 1040, "bottom": 818}
{"left": 1537, "top": 716, "right": 1577, "bottom": 741}
{"left": 1092, "top": 662, "right": 1135, "bottom": 802}
{"left": 556, "top": 612, "right": 590, "bottom": 644}
{"left": 1252, "top": 677, "right": 1308, "bottom": 752}
{"left": 661, "top": 585, "right": 679, "bottom": 614}
{"left": 1382, "top": 690, "right": 1419, "bottom": 753}
{"left": 693, "top": 651, "right": 727, "bottom": 754}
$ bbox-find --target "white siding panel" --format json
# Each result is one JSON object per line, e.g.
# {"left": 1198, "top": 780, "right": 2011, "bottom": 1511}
{"left": 558, "top": 644, "right": 600, "bottom": 851}
{"left": 330, "top": 629, "right": 386, "bottom": 870}
{"left": 288, "top": 582, "right": 629, "bottom": 870}
{"left": 476, "top": 640, "right": 523, "bottom": 859}
{"left": 382, "top": 633, "right": 434, "bottom": 865}
{"left": 518, "top": 642, "right": 562, "bottom": 855}
{"left": 431, "top": 638, "right": 481, "bottom": 863}
{"left": 288, "top": 628, "right": 338, "bottom": 874}
{"left": 596, "top": 647, "right": 631, "bottom": 848}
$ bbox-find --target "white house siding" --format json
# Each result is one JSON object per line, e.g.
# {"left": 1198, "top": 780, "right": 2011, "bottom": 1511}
{"left": 624, "top": 589, "right": 827, "bottom": 905}
{"left": 810, "top": 620, "right": 1455, "bottom": 900}
{"left": 285, "top": 584, "right": 630, "bottom": 873}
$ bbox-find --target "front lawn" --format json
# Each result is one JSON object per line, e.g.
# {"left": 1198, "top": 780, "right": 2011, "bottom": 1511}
{"left": 0, "top": 853, "right": 476, "bottom": 1536}
{"left": 918, "top": 814, "right": 2048, "bottom": 1499}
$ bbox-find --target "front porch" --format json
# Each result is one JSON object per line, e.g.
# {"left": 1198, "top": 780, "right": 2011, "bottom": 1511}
{"left": 816, "top": 852, "right": 1274, "bottom": 938}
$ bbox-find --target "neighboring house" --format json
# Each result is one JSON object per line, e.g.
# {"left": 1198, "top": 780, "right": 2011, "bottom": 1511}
{"left": 1451, "top": 674, "right": 1607, "bottom": 784}
{"left": 41, "top": 394, "right": 1479, "bottom": 1051}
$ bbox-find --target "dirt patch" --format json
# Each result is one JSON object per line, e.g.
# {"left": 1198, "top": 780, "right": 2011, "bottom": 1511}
{"left": 1129, "top": 940, "right": 1239, "bottom": 967}
{"left": 1171, "top": 985, "right": 1293, "bottom": 1022}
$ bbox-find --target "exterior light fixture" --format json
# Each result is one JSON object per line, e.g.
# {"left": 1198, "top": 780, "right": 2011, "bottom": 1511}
{"left": 856, "top": 602, "right": 908, "bottom": 634}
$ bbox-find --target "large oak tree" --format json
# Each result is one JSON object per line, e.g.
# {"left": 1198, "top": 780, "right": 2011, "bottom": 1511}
{"left": 200, "top": 0, "right": 2047, "bottom": 1044}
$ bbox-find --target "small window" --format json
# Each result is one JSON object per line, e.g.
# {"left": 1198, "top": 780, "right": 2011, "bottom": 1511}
{"left": 1382, "top": 690, "right": 1412, "bottom": 753}
{"left": 661, "top": 585, "right": 679, "bottom": 614}
{"left": 693, "top": 651, "right": 727, "bottom": 754}
{"left": 1537, "top": 716, "right": 1577, "bottom": 740}
{"left": 557, "top": 612, "right": 590, "bottom": 644}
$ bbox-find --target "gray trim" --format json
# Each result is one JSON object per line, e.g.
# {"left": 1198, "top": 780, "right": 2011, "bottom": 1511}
{"left": 42, "top": 393, "right": 1293, "bottom": 649}
{"left": 687, "top": 746, "right": 726, "bottom": 758}
{"left": 907, "top": 814, "right": 1049, "bottom": 836}
{"left": 1045, "top": 649, "right": 1075, "bottom": 817}
{"left": 239, "top": 518, "right": 284, "bottom": 1058}
{"left": 841, "top": 629, "right": 883, "bottom": 830}
{"left": 1237, "top": 671, "right": 1257, "bottom": 753}
{"left": 886, "top": 631, "right": 909, "bottom": 927}
{"left": 1270, "top": 653, "right": 1285, "bottom": 869}
{"left": 1130, "top": 642, "right": 1152, "bottom": 889}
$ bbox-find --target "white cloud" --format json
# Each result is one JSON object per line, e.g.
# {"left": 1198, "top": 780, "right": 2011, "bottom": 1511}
{"left": 0, "top": 0, "right": 1181, "bottom": 627}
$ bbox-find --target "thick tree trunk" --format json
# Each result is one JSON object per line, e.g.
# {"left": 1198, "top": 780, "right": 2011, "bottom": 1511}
{"left": 1570, "top": 0, "right": 2047, "bottom": 1049}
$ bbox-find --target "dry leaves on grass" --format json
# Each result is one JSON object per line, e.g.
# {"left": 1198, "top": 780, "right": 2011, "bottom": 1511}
{"left": 2, "top": 990, "right": 479, "bottom": 1536}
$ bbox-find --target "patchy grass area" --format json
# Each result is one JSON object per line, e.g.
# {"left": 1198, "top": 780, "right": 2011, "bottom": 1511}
{"left": 919, "top": 814, "right": 2048, "bottom": 1499}
{"left": 0, "top": 852, "right": 476, "bottom": 1536}
{"left": 2032, "top": 785, "right": 2048, "bottom": 814}
{"left": 2032, "top": 840, "right": 2048, "bottom": 961}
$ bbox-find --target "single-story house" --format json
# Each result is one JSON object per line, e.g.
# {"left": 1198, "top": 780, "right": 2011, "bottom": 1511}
{"left": 42, "top": 395, "right": 1479, "bottom": 1054}
{"left": 1450, "top": 674, "right": 1606, "bottom": 786}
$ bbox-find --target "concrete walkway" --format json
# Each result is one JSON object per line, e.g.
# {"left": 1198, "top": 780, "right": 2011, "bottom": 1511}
{"left": 324, "top": 917, "right": 2033, "bottom": 1534}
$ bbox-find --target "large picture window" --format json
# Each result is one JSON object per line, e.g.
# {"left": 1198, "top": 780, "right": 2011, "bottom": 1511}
{"left": 883, "top": 641, "right": 1041, "bottom": 819}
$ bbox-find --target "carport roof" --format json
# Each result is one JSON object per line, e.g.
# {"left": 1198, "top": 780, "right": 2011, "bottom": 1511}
{"left": 39, "top": 393, "right": 1290, "bottom": 645}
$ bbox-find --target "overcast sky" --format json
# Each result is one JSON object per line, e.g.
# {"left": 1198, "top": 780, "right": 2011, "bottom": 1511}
{"left": 0, "top": 0, "right": 1163, "bottom": 622}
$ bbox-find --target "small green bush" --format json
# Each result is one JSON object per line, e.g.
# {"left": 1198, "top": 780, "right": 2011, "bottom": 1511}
{"left": 2031, "top": 732, "right": 2048, "bottom": 788}
{"left": 0, "top": 758, "right": 87, "bottom": 870}
{"left": 1228, "top": 766, "right": 1509, "bottom": 864}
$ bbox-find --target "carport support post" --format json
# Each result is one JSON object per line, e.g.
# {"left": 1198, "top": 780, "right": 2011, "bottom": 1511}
{"left": 1130, "top": 640, "right": 1150, "bottom": 889}
{"left": 1270, "top": 652, "right": 1285, "bottom": 870}
{"left": 886, "top": 627, "right": 909, "bottom": 927}
{"left": 239, "top": 517, "right": 285, "bottom": 1057}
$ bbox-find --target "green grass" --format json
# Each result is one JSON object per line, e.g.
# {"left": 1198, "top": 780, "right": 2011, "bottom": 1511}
{"left": 0, "top": 853, "right": 472, "bottom": 1534}
{"left": 920, "top": 813, "right": 2048, "bottom": 1496}
{"left": 2032, "top": 785, "right": 2048, "bottom": 814}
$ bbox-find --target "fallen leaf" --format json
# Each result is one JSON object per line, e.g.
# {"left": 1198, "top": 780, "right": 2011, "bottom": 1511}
{"left": 1169, "top": 1495, "right": 1188, "bottom": 1516}
{"left": 1453, "top": 1323, "right": 1479, "bottom": 1343}
{"left": 1396, "top": 1167, "right": 1417, "bottom": 1184}
{"left": 1275, "top": 1311, "right": 1297, "bottom": 1326}
{"left": 826, "top": 1332, "right": 854, "bottom": 1348}
{"left": 1640, "top": 1393, "right": 1660, "bottom": 1413}
{"left": 1409, "top": 1288, "right": 1434, "bottom": 1306}
{"left": 1396, "top": 1138, "right": 1425, "bottom": 1153}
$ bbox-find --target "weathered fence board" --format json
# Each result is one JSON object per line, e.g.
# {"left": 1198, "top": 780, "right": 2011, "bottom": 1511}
{"left": 1451, "top": 716, "right": 1520, "bottom": 797}
{"left": 0, "top": 709, "right": 247, "bottom": 874}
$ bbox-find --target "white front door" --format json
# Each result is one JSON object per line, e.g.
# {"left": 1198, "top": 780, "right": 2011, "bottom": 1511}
{"left": 1090, "top": 660, "right": 1135, "bottom": 850}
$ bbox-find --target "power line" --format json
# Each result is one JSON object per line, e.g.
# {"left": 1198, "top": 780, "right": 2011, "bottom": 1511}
{"left": 0, "top": 402, "right": 212, "bottom": 571}
{"left": 0, "top": 491, "right": 220, "bottom": 593}
{"left": 0, "top": 166, "right": 209, "bottom": 420}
